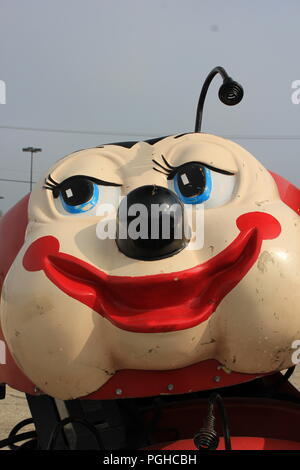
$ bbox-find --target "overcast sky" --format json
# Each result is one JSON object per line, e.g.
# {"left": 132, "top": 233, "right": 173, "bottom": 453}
{"left": 0, "top": 0, "right": 299, "bottom": 213}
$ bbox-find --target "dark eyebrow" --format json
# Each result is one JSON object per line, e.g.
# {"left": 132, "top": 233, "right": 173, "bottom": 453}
{"left": 198, "top": 162, "right": 235, "bottom": 176}
{"left": 152, "top": 156, "right": 235, "bottom": 179}
{"left": 60, "top": 175, "right": 121, "bottom": 187}
{"left": 174, "top": 133, "right": 193, "bottom": 139}
{"left": 96, "top": 135, "right": 170, "bottom": 149}
{"left": 164, "top": 162, "right": 235, "bottom": 179}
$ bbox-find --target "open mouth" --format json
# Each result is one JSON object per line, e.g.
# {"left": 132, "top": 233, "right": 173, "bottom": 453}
{"left": 23, "top": 212, "right": 281, "bottom": 333}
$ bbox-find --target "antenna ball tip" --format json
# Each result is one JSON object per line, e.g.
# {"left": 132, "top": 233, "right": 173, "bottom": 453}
{"left": 218, "top": 79, "right": 244, "bottom": 106}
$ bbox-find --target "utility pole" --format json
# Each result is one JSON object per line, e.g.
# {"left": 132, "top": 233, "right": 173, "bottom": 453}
{"left": 22, "top": 147, "right": 42, "bottom": 191}
{"left": 0, "top": 196, "right": 4, "bottom": 217}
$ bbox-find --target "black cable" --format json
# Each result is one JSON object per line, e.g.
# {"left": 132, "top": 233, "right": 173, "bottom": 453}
{"left": 212, "top": 393, "right": 231, "bottom": 450}
{"left": 8, "top": 418, "right": 36, "bottom": 450}
{"left": 0, "top": 415, "right": 103, "bottom": 450}
{"left": 0, "top": 431, "right": 37, "bottom": 449}
{"left": 194, "top": 66, "right": 243, "bottom": 133}
{"left": 264, "top": 366, "right": 296, "bottom": 398}
{"left": 46, "top": 416, "right": 103, "bottom": 450}
{"left": 194, "top": 392, "right": 231, "bottom": 450}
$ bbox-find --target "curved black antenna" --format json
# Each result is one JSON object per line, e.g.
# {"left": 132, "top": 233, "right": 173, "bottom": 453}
{"left": 194, "top": 66, "right": 244, "bottom": 133}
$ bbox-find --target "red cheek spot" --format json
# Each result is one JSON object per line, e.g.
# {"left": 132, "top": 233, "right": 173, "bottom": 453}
{"left": 23, "top": 236, "right": 60, "bottom": 271}
{"left": 236, "top": 212, "right": 281, "bottom": 239}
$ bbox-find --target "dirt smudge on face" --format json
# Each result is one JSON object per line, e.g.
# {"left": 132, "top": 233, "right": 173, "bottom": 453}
{"left": 257, "top": 251, "right": 275, "bottom": 273}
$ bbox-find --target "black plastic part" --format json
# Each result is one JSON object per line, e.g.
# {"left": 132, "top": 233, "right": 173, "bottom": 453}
{"left": 0, "top": 383, "right": 6, "bottom": 399}
{"left": 26, "top": 394, "right": 68, "bottom": 449}
{"left": 101, "top": 136, "right": 169, "bottom": 149}
{"left": 46, "top": 417, "right": 103, "bottom": 450}
{"left": 218, "top": 77, "right": 244, "bottom": 106}
{"left": 116, "top": 185, "right": 190, "bottom": 261}
{"left": 24, "top": 394, "right": 154, "bottom": 450}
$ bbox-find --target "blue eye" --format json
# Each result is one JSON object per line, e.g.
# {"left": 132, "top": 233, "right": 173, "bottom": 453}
{"left": 173, "top": 163, "right": 212, "bottom": 204}
{"left": 60, "top": 178, "right": 100, "bottom": 214}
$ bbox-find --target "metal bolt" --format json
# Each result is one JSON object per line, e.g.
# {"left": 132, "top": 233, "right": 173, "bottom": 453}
{"left": 115, "top": 388, "right": 123, "bottom": 395}
{"left": 167, "top": 383, "right": 174, "bottom": 391}
{"left": 213, "top": 376, "right": 221, "bottom": 383}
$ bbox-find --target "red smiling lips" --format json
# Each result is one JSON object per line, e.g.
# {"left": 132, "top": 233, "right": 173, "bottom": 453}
{"left": 23, "top": 212, "right": 281, "bottom": 333}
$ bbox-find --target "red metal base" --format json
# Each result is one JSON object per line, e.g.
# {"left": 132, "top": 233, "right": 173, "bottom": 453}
{"left": 143, "top": 394, "right": 300, "bottom": 450}
{"left": 146, "top": 436, "right": 300, "bottom": 450}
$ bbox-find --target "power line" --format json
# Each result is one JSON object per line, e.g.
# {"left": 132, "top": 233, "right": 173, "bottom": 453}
{"left": 0, "top": 178, "right": 35, "bottom": 184}
{"left": 0, "top": 125, "right": 149, "bottom": 137}
{"left": 225, "top": 135, "right": 300, "bottom": 140}
{"left": 1, "top": 125, "right": 300, "bottom": 140}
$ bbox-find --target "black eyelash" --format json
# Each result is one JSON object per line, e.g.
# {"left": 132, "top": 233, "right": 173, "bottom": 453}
{"left": 152, "top": 155, "right": 174, "bottom": 176}
{"left": 43, "top": 174, "right": 60, "bottom": 197}
{"left": 153, "top": 167, "right": 170, "bottom": 176}
{"left": 161, "top": 154, "right": 175, "bottom": 170}
{"left": 48, "top": 174, "right": 59, "bottom": 186}
{"left": 43, "top": 175, "right": 58, "bottom": 188}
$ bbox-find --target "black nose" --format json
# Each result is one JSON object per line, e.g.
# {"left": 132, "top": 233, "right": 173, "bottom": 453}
{"left": 116, "top": 185, "right": 190, "bottom": 261}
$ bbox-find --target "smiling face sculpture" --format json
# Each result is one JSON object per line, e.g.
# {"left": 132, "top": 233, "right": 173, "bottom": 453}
{"left": 0, "top": 132, "right": 300, "bottom": 400}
